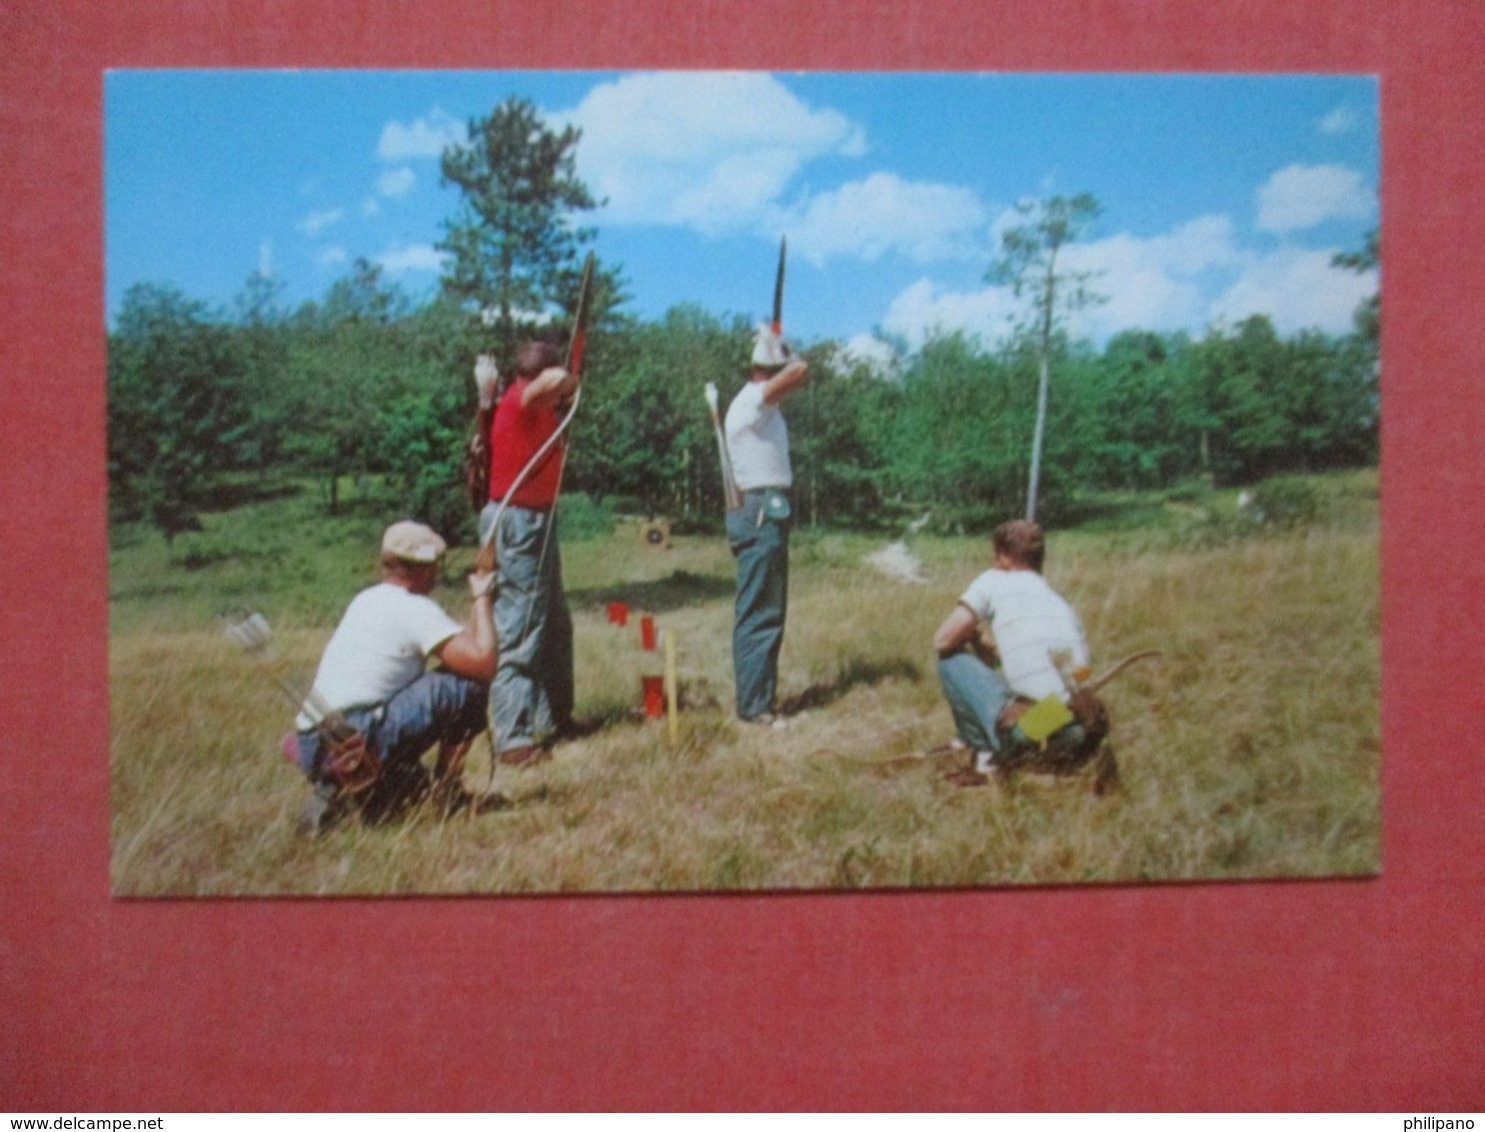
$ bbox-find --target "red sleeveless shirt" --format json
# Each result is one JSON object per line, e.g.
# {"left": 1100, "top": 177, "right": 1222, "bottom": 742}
{"left": 487, "top": 378, "right": 564, "bottom": 508}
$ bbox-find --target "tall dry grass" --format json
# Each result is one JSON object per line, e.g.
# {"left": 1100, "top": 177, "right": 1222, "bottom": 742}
{"left": 110, "top": 491, "right": 1379, "bottom": 896}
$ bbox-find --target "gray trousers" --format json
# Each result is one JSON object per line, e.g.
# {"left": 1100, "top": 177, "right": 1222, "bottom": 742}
{"left": 480, "top": 502, "right": 574, "bottom": 752}
{"left": 726, "top": 490, "right": 791, "bottom": 720}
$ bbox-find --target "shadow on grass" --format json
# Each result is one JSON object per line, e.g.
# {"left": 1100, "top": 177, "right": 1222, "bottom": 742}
{"left": 572, "top": 569, "right": 734, "bottom": 614}
{"left": 778, "top": 656, "right": 923, "bottom": 716}
{"left": 555, "top": 713, "right": 631, "bottom": 742}
{"left": 342, "top": 778, "right": 551, "bottom": 833}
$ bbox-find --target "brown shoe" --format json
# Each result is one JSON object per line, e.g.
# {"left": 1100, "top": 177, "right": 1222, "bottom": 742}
{"left": 496, "top": 744, "right": 552, "bottom": 769}
{"left": 944, "top": 767, "right": 992, "bottom": 788}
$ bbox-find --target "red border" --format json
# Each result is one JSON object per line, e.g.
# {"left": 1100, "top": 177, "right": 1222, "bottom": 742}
{"left": 3, "top": 0, "right": 1482, "bottom": 1111}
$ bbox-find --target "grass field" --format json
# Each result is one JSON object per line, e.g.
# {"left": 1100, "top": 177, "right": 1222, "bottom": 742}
{"left": 109, "top": 471, "right": 1380, "bottom": 895}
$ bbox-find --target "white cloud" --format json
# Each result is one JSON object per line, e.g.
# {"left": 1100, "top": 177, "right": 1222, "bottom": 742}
{"left": 837, "top": 333, "right": 902, "bottom": 377}
{"left": 780, "top": 173, "right": 988, "bottom": 265}
{"left": 872, "top": 213, "right": 1373, "bottom": 346}
{"left": 556, "top": 72, "right": 867, "bottom": 235}
{"left": 298, "top": 208, "right": 344, "bottom": 236}
{"left": 315, "top": 246, "right": 349, "bottom": 269}
{"left": 1209, "top": 247, "right": 1377, "bottom": 336}
{"left": 1256, "top": 164, "right": 1374, "bottom": 233}
{"left": 559, "top": 73, "right": 989, "bottom": 264}
{"left": 882, "top": 215, "right": 1243, "bottom": 348}
{"left": 377, "top": 108, "right": 464, "bottom": 161}
{"left": 361, "top": 197, "right": 381, "bottom": 218}
{"left": 880, "top": 278, "right": 1022, "bottom": 350}
{"left": 1318, "top": 106, "right": 1358, "bottom": 135}
{"left": 1067, "top": 215, "right": 1243, "bottom": 338}
{"left": 378, "top": 167, "right": 416, "bottom": 198}
{"left": 376, "top": 244, "right": 446, "bottom": 275}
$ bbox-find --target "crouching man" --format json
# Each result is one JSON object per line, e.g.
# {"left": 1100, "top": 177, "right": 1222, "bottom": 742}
{"left": 933, "top": 519, "right": 1108, "bottom": 787}
{"left": 292, "top": 520, "right": 498, "bottom": 833}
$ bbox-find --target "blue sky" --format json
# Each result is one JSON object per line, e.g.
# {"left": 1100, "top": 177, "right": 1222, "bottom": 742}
{"left": 105, "top": 70, "right": 1378, "bottom": 362}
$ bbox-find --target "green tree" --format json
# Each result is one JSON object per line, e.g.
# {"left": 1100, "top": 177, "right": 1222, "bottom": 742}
{"left": 378, "top": 382, "right": 473, "bottom": 541}
{"left": 785, "top": 341, "right": 892, "bottom": 529}
{"left": 108, "top": 284, "right": 250, "bottom": 540}
{"left": 883, "top": 331, "right": 1030, "bottom": 530}
{"left": 269, "top": 262, "right": 424, "bottom": 512}
{"left": 1333, "top": 228, "right": 1380, "bottom": 351}
{"left": 230, "top": 268, "right": 291, "bottom": 471}
{"left": 990, "top": 193, "right": 1105, "bottom": 521}
{"left": 380, "top": 295, "right": 506, "bottom": 543}
{"left": 1193, "top": 315, "right": 1295, "bottom": 483}
{"left": 1330, "top": 228, "right": 1380, "bottom": 465}
{"left": 1288, "top": 329, "right": 1377, "bottom": 471}
{"left": 438, "top": 97, "right": 599, "bottom": 365}
{"left": 277, "top": 324, "right": 389, "bottom": 513}
{"left": 320, "top": 257, "right": 411, "bottom": 327}
{"left": 571, "top": 305, "right": 745, "bottom": 523}
{"left": 1075, "top": 330, "right": 1193, "bottom": 489}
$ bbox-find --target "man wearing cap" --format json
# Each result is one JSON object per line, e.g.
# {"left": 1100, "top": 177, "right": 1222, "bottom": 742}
{"left": 292, "top": 520, "right": 498, "bottom": 832}
{"left": 932, "top": 519, "right": 1105, "bottom": 786}
{"left": 723, "top": 326, "right": 810, "bottom": 726}
{"left": 476, "top": 340, "right": 577, "bottom": 766}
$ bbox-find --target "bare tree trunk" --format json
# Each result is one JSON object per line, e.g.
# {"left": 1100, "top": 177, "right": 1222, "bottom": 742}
{"left": 1026, "top": 257, "right": 1058, "bottom": 522}
{"left": 1026, "top": 348, "right": 1050, "bottom": 521}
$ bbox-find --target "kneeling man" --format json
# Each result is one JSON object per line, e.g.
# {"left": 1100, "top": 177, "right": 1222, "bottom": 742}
{"left": 292, "top": 520, "right": 497, "bottom": 832}
{"left": 933, "top": 519, "right": 1106, "bottom": 786}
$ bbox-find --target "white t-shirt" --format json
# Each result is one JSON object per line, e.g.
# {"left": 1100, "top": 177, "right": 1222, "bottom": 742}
{"left": 725, "top": 379, "right": 792, "bottom": 490}
{"left": 958, "top": 568, "right": 1089, "bottom": 701}
{"left": 297, "top": 582, "right": 463, "bottom": 728}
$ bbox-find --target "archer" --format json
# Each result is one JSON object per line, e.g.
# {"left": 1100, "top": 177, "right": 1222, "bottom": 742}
{"left": 723, "top": 325, "right": 810, "bottom": 727}
{"left": 474, "top": 341, "right": 579, "bottom": 768}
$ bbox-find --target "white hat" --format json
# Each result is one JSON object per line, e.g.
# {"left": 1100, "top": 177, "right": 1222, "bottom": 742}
{"left": 381, "top": 520, "right": 446, "bottom": 563}
{"left": 751, "top": 326, "right": 790, "bottom": 369}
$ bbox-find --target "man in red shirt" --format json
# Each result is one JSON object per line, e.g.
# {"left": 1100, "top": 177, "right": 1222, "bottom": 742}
{"left": 476, "top": 341, "right": 578, "bottom": 767}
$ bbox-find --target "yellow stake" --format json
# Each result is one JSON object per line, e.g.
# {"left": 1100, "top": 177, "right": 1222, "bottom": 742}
{"left": 664, "top": 629, "right": 678, "bottom": 747}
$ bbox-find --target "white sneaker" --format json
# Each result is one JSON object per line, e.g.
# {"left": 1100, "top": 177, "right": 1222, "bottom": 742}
{"left": 742, "top": 712, "right": 789, "bottom": 730}
{"left": 973, "top": 750, "right": 997, "bottom": 775}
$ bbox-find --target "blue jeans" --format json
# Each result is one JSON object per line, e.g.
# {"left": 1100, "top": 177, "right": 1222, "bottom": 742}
{"left": 937, "top": 652, "right": 1016, "bottom": 755}
{"left": 727, "top": 490, "right": 791, "bottom": 719}
{"left": 479, "top": 502, "right": 574, "bottom": 752}
{"left": 297, "top": 670, "right": 488, "bottom": 780}
{"left": 937, "top": 652, "right": 1087, "bottom": 765}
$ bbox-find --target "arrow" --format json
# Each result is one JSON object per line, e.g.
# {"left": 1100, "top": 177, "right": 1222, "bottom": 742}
{"left": 771, "top": 235, "right": 787, "bottom": 335}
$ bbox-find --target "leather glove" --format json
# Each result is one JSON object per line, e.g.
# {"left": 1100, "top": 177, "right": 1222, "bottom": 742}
{"left": 468, "top": 570, "right": 498, "bottom": 600}
{"left": 474, "top": 354, "right": 500, "bottom": 408}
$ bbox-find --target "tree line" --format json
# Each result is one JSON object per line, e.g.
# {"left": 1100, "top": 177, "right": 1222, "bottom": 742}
{"left": 107, "top": 97, "right": 1379, "bottom": 544}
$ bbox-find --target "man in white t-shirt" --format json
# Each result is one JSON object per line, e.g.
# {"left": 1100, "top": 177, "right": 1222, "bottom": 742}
{"left": 932, "top": 519, "right": 1102, "bottom": 786}
{"left": 293, "top": 520, "right": 498, "bottom": 832}
{"left": 723, "top": 326, "right": 810, "bottom": 725}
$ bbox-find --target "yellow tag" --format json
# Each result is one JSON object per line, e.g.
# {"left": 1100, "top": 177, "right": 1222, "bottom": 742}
{"left": 1016, "top": 695, "right": 1075, "bottom": 742}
